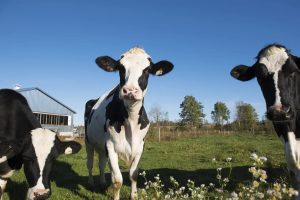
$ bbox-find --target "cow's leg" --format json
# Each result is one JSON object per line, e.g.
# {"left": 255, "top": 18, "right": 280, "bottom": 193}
{"left": 86, "top": 142, "right": 95, "bottom": 186}
{"left": 107, "top": 142, "right": 122, "bottom": 200}
{"left": 129, "top": 152, "right": 143, "bottom": 200}
{"left": 0, "top": 162, "right": 14, "bottom": 200}
{"left": 0, "top": 178, "right": 8, "bottom": 200}
{"left": 98, "top": 151, "right": 107, "bottom": 190}
{"left": 284, "top": 132, "right": 300, "bottom": 199}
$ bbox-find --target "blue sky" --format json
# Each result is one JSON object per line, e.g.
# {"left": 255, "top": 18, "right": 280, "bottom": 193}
{"left": 1, "top": 0, "right": 300, "bottom": 125}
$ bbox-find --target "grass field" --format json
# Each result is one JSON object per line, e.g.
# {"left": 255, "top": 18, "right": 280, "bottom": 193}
{"left": 3, "top": 133, "right": 289, "bottom": 200}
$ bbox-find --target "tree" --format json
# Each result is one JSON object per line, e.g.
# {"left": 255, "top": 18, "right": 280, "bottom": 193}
{"left": 235, "top": 101, "right": 258, "bottom": 133}
{"left": 179, "top": 95, "right": 205, "bottom": 128}
{"left": 211, "top": 102, "right": 230, "bottom": 131}
{"left": 149, "top": 104, "right": 168, "bottom": 142}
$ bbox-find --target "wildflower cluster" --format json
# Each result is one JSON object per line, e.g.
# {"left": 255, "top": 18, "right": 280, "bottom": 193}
{"left": 138, "top": 153, "right": 298, "bottom": 199}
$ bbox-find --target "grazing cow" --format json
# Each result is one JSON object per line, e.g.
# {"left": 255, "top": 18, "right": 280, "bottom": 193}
{"left": 230, "top": 44, "right": 300, "bottom": 195}
{"left": 0, "top": 89, "right": 81, "bottom": 200}
{"left": 85, "top": 47, "right": 174, "bottom": 200}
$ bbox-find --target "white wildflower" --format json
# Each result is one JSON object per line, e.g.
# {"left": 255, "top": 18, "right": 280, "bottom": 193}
{"left": 250, "top": 153, "right": 258, "bottom": 160}
{"left": 259, "top": 156, "right": 267, "bottom": 162}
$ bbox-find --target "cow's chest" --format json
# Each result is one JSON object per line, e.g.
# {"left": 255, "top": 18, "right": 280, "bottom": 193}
{"left": 107, "top": 120, "right": 149, "bottom": 164}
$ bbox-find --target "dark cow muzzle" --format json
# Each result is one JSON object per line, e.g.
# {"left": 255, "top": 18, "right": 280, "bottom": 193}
{"left": 28, "top": 188, "right": 51, "bottom": 200}
{"left": 33, "top": 190, "right": 51, "bottom": 200}
{"left": 267, "top": 105, "right": 294, "bottom": 122}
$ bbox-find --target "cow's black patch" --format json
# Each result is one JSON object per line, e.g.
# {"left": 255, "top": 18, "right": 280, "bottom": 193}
{"left": 84, "top": 99, "right": 98, "bottom": 142}
{"left": 84, "top": 99, "right": 98, "bottom": 125}
{"left": 105, "top": 142, "right": 108, "bottom": 157}
{"left": 118, "top": 64, "right": 126, "bottom": 87}
{"left": 105, "top": 85, "right": 119, "bottom": 100}
{"left": 104, "top": 124, "right": 107, "bottom": 133}
{"left": 138, "top": 106, "right": 149, "bottom": 130}
{"left": 7, "top": 154, "right": 23, "bottom": 170}
{"left": 105, "top": 87, "right": 128, "bottom": 133}
{"left": 0, "top": 161, "right": 12, "bottom": 176}
{"left": 138, "top": 67, "right": 150, "bottom": 91}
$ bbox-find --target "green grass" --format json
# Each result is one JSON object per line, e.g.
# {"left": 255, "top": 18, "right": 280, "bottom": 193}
{"left": 3, "top": 133, "right": 288, "bottom": 200}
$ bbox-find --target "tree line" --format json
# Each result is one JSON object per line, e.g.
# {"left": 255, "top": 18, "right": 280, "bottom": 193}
{"left": 149, "top": 95, "right": 274, "bottom": 134}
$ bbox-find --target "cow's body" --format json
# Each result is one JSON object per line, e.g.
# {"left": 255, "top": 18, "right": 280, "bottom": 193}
{"left": 0, "top": 89, "right": 81, "bottom": 200}
{"left": 85, "top": 47, "right": 173, "bottom": 200}
{"left": 231, "top": 44, "right": 300, "bottom": 198}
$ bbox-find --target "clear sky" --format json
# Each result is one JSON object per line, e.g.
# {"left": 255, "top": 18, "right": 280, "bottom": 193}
{"left": 1, "top": 0, "right": 300, "bottom": 125}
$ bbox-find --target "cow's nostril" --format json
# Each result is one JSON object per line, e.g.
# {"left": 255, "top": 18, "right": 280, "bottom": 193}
{"left": 122, "top": 88, "right": 128, "bottom": 94}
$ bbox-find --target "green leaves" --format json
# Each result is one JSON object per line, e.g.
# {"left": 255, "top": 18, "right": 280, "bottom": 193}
{"left": 179, "top": 95, "right": 205, "bottom": 128}
{"left": 211, "top": 102, "right": 230, "bottom": 128}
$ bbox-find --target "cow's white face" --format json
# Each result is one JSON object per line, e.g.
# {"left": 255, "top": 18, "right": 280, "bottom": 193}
{"left": 24, "top": 128, "right": 81, "bottom": 200}
{"left": 231, "top": 44, "right": 300, "bottom": 122}
{"left": 95, "top": 47, "right": 174, "bottom": 103}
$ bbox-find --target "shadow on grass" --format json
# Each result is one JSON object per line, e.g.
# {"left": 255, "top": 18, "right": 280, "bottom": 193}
{"left": 141, "top": 165, "right": 287, "bottom": 190}
{"left": 4, "top": 160, "right": 288, "bottom": 200}
{"left": 50, "top": 160, "right": 287, "bottom": 199}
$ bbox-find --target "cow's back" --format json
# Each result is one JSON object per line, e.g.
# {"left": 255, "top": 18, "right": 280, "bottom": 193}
{"left": 85, "top": 86, "right": 117, "bottom": 149}
{"left": 0, "top": 89, "right": 40, "bottom": 142}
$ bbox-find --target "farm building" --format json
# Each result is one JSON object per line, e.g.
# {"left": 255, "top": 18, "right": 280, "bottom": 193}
{"left": 16, "top": 87, "right": 76, "bottom": 134}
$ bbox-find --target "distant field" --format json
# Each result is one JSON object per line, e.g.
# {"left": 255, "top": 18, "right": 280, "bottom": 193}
{"left": 3, "top": 133, "right": 288, "bottom": 200}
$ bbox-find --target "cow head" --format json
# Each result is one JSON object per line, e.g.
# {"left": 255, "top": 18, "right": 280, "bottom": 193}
{"left": 231, "top": 44, "right": 300, "bottom": 122}
{"left": 24, "top": 128, "right": 81, "bottom": 200}
{"left": 95, "top": 47, "right": 173, "bottom": 103}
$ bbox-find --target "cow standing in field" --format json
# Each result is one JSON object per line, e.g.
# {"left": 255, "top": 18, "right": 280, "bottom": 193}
{"left": 0, "top": 89, "right": 81, "bottom": 200}
{"left": 85, "top": 47, "right": 174, "bottom": 200}
{"left": 230, "top": 44, "right": 300, "bottom": 197}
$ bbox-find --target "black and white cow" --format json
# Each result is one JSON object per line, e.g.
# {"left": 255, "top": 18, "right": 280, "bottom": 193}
{"left": 0, "top": 89, "right": 81, "bottom": 200}
{"left": 85, "top": 47, "right": 173, "bottom": 200}
{"left": 231, "top": 44, "right": 300, "bottom": 195}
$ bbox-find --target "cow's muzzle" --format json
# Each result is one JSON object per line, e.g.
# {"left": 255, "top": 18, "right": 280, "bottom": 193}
{"left": 267, "top": 105, "right": 294, "bottom": 122}
{"left": 28, "top": 188, "right": 51, "bottom": 200}
{"left": 121, "top": 86, "right": 142, "bottom": 101}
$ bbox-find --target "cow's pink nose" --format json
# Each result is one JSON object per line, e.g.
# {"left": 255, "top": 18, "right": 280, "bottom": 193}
{"left": 122, "top": 86, "right": 138, "bottom": 95}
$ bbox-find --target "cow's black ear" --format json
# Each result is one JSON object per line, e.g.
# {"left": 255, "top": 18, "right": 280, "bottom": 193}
{"left": 95, "top": 56, "right": 119, "bottom": 72}
{"left": 150, "top": 61, "right": 174, "bottom": 76}
{"left": 57, "top": 140, "right": 81, "bottom": 155}
{"left": 230, "top": 65, "right": 255, "bottom": 81}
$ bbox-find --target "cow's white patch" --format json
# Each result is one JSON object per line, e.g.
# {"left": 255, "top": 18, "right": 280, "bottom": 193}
{"left": 285, "top": 132, "right": 300, "bottom": 169}
{"left": 0, "top": 156, "right": 7, "bottom": 164}
{"left": 120, "top": 47, "right": 151, "bottom": 94}
{"left": 259, "top": 46, "right": 289, "bottom": 107}
{"left": 0, "top": 178, "right": 7, "bottom": 199}
{"left": 64, "top": 147, "right": 72, "bottom": 155}
{"left": 31, "top": 128, "right": 56, "bottom": 189}
{"left": 1, "top": 170, "right": 14, "bottom": 178}
{"left": 284, "top": 132, "right": 300, "bottom": 190}
{"left": 0, "top": 178, "right": 7, "bottom": 189}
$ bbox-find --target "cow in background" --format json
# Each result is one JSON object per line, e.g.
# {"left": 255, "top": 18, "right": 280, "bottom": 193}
{"left": 85, "top": 47, "right": 173, "bottom": 200}
{"left": 0, "top": 89, "right": 81, "bottom": 200}
{"left": 231, "top": 44, "right": 300, "bottom": 198}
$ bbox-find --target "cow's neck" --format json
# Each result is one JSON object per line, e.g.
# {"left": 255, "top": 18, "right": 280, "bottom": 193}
{"left": 123, "top": 99, "right": 144, "bottom": 122}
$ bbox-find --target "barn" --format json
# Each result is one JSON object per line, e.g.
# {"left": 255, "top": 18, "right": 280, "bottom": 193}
{"left": 16, "top": 87, "right": 76, "bottom": 135}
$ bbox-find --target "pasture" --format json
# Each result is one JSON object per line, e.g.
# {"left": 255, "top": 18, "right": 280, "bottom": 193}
{"left": 3, "top": 133, "right": 288, "bottom": 200}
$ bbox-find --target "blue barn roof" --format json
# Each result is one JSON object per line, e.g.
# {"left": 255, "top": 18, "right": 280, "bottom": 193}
{"left": 17, "top": 87, "right": 76, "bottom": 115}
